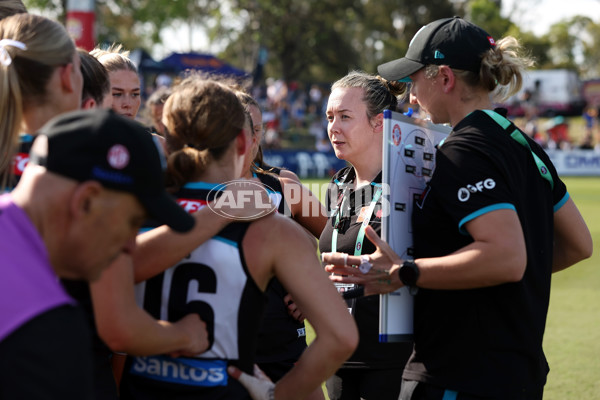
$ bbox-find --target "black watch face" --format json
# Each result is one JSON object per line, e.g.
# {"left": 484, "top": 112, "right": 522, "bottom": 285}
{"left": 401, "top": 262, "right": 417, "bottom": 286}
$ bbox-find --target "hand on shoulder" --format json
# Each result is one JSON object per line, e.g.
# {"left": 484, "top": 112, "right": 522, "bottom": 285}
{"left": 210, "top": 178, "right": 277, "bottom": 221}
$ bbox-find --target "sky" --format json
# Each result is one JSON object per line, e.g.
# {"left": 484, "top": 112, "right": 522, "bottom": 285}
{"left": 501, "top": 0, "right": 600, "bottom": 35}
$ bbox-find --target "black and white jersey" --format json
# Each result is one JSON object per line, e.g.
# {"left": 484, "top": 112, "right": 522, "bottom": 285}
{"left": 121, "top": 182, "right": 267, "bottom": 399}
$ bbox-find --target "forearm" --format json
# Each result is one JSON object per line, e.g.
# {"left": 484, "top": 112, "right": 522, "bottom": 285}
{"left": 133, "top": 207, "right": 229, "bottom": 282}
{"left": 127, "top": 319, "right": 191, "bottom": 356}
{"left": 293, "top": 212, "right": 327, "bottom": 239}
{"left": 92, "top": 256, "right": 197, "bottom": 356}
{"left": 326, "top": 212, "right": 527, "bottom": 295}
{"left": 551, "top": 198, "right": 593, "bottom": 273}
{"left": 416, "top": 240, "right": 525, "bottom": 290}
{"left": 289, "top": 193, "right": 327, "bottom": 238}
{"left": 99, "top": 307, "right": 190, "bottom": 356}
{"left": 414, "top": 209, "right": 526, "bottom": 290}
{"left": 552, "top": 249, "right": 577, "bottom": 273}
{"left": 284, "top": 178, "right": 327, "bottom": 238}
{"left": 552, "top": 242, "right": 593, "bottom": 273}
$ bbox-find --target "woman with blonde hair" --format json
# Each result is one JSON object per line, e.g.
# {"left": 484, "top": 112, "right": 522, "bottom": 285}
{"left": 121, "top": 76, "right": 358, "bottom": 400}
{"left": 91, "top": 44, "right": 141, "bottom": 119}
{"left": 0, "top": 12, "right": 82, "bottom": 189}
{"left": 324, "top": 17, "right": 592, "bottom": 399}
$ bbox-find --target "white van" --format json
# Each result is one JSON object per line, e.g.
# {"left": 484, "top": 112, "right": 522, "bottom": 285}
{"left": 498, "top": 69, "right": 586, "bottom": 117}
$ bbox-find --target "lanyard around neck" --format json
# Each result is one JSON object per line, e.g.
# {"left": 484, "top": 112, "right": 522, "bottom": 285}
{"left": 331, "top": 179, "right": 382, "bottom": 256}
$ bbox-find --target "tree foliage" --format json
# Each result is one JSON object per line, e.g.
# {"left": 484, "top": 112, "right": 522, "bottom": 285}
{"left": 24, "top": 0, "right": 220, "bottom": 50}
{"left": 579, "top": 17, "right": 600, "bottom": 78}
{"left": 513, "top": 30, "right": 552, "bottom": 70}
{"left": 218, "top": 0, "right": 365, "bottom": 83}
{"left": 219, "top": 0, "right": 462, "bottom": 83}
{"left": 543, "top": 16, "right": 600, "bottom": 78}
{"left": 22, "top": 0, "right": 600, "bottom": 81}
{"left": 24, "top": 0, "right": 67, "bottom": 21}
{"left": 360, "top": 0, "right": 458, "bottom": 75}
{"left": 466, "top": 0, "right": 514, "bottom": 39}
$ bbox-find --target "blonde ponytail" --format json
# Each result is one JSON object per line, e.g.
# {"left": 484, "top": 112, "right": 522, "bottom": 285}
{"left": 0, "top": 13, "right": 74, "bottom": 189}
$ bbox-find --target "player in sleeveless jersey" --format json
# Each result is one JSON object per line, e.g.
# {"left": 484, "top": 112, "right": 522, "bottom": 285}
{"left": 234, "top": 90, "right": 327, "bottom": 400}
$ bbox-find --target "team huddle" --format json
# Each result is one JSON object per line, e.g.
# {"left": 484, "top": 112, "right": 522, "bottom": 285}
{"left": 0, "top": 2, "right": 593, "bottom": 400}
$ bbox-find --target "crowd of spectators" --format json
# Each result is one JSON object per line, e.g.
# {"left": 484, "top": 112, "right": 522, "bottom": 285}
{"left": 250, "top": 79, "right": 331, "bottom": 150}
{"left": 139, "top": 75, "right": 332, "bottom": 151}
{"left": 139, "top": 69, "right": 600, "bottom": 155}
{"left": 508, "top": 85, "right": 600, "bottom": 151}
{"left": 518, "top": 109, "right": 600, "bottom": 151}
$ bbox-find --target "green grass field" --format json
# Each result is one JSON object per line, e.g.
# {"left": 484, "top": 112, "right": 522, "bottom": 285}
{"left": 543, "top": 177, "right": 600, "bottom": 399}
{"left": 302, "top": 177, "right": 600, "bottom": 399}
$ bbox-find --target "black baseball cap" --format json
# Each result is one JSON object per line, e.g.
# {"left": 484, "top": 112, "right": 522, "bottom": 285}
{"left": 30, "top": 109, "right": 195, "bottom": 232}
{"left": 378, "top": 16, "right": 496, "bottom": 82}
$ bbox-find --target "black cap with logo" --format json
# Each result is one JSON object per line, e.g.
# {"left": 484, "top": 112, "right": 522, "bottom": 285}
{"left": 378, "top": 16, "right": 496, "bottom": 82}
{"left": 30, "top": 108, "right": 195, "bottom": 232}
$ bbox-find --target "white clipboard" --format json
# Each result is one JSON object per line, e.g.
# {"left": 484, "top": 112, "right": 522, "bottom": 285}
{"left": 379, "top": 110, "right": 450, "bottom": 342}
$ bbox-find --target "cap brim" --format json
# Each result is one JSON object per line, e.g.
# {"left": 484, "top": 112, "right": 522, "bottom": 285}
{"left": 141, "top": 192, "right": 195, "bottom": 233}
{"left": 377, "top": 58, "right": 425, "bottom": 82}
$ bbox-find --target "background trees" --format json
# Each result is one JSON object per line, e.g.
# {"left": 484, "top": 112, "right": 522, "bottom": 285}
{"left": 23, "top": 0, "right": 600, "bottom": 82}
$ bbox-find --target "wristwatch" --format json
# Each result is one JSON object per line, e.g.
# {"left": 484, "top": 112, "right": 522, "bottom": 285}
{"left": 398, "top": 260, "right": 420, "bottom": 290}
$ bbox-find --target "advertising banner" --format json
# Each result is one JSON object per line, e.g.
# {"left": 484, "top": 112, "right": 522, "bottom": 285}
{"left": 66, "top": 0, "right": 95, "bottom": 51}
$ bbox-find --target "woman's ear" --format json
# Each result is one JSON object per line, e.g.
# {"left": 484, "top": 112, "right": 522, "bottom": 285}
{"left": 81, "top": 97, "right": 97, "bottom": 110}
{"left": 372, "top": 113, "right": 384, "bottom": 133}
{"left": 59, "top": 63, "right": 76, "bottom": 94}
{"left": 439, "top": 66, "right": 455, "bottom": 94}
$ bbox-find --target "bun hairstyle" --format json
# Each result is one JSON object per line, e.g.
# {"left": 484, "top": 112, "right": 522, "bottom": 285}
{"left": 375, "top": 75, "right": 408, "bottom": 98}
{"left": 0, "top": 13, "right": 75, "bottom": 188}
{"left": 163, "top": 77, "right": 245, "bottom": 190}
{"left": 439, "top": 36, "right": 534, "bottom": 102}
{"left": 482, "top": 36, "right": 534, "bottom": 101}
{"left": 332, "top": 70, "right": 407, "bottom": 123}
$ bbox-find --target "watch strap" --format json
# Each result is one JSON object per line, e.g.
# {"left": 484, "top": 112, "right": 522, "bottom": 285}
{"left": 398, "top": 260, "right": 419, "bottom": 294}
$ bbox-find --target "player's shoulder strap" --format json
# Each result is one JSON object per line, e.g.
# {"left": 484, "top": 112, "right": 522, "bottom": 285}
{"left": 481, "top": 109, "right": 554, "bottom": 190}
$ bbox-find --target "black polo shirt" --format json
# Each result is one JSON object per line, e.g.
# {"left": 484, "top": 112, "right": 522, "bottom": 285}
{"left": 320, "top": 166, "right": 412, "bottom": 369}
{"left": 405, "top": 109, "right": 568, "bottom": 398}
